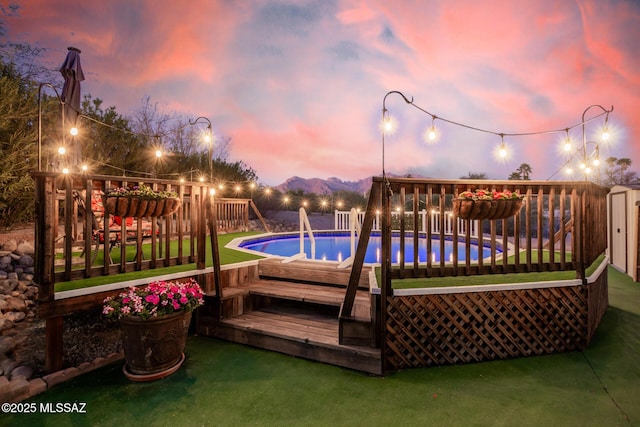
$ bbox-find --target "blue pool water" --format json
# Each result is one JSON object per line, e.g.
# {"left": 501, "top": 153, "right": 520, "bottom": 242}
{"left": 238, "top": 232, "right": 495, "bottom": 263}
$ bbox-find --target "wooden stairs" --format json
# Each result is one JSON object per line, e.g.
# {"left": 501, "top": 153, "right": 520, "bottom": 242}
{"left": 197, "top": 258, "right": 382, "bottom": 375}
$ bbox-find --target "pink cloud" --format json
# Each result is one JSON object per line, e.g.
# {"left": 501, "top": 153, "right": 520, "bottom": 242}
{"left": 4, "top": 0, "right": 639, "bottom": 184}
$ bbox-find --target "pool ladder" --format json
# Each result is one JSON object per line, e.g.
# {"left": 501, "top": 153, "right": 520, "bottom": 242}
{"left": 298, "top": 207, "right": 316, "bottom": 260}
{"left": 290, "top": 207, "right": 360, "bottom": 266}
{"left": 337, "top": 208, "right": 361, "bottom": 268}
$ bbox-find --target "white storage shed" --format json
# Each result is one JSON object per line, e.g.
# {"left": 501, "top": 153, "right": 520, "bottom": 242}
{"left": 608, "top": 184, "right": 640, "bottom": 281}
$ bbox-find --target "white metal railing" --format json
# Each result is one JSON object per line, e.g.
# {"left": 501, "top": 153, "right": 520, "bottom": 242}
{"left": 299, "top": 207, "right": 315, "bottom": 259}
{"left": 334, "top": 209, "right": 479, "bottom": 238}
{"left": 338, "top": 208, "right": 362, "bottom": 268}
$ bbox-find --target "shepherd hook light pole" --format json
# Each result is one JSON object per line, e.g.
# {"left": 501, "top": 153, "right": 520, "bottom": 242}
{"left": 189, "top": 116, "right": 213, "bottom": 180}
{"left": 37, "top": 83, "right": 63, "bottom": 172}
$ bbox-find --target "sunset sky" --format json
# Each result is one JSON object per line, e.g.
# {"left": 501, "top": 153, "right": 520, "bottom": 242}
{"left": 5, "top": 0, "right": 639, "bottom": 186}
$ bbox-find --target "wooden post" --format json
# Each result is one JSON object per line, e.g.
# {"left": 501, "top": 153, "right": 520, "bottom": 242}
{"left": 207, "top": 195, "right": 223, "bottom": 318}
{"left": 380, "top": 177, "right": 392, "bottom": 375}
{"left": 341, "top": 183, "right": 380, "bottom": 317}
{"left": 45, "top": 317, "right": 64, "bottom": 372}
{"left": 197, "top": 187, "right": 206, "bottom": 270}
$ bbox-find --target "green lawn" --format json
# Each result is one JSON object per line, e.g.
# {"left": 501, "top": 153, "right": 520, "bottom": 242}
{"left": 385, "top": 254, "right": 603, "bottom": 289}
{"left": 6, "top": 266, "right": 639, "bottom": 427}
{"left": 54, "top": 231, "right": 264, "bottom": 292}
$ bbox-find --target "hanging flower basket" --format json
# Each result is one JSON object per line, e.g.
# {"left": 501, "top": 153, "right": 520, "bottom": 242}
{"left": 103, "top": 185, "right": 181, "bottom": 218}
{"left": 453, "top": 189, "right": 524, "bottom": 220}
{"left": 104, "top": 196, "right": 182, "bottom": 218}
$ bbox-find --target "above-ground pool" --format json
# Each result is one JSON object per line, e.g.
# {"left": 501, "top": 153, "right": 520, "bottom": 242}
{"left": 234, "top": 232, "right": 497, "bottom": 263}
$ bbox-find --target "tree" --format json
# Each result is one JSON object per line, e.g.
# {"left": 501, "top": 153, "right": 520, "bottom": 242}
{"left": 79, "top": 95, "right": 148, "bottom": 176}
{"left": 460, "top": 172, "right": 488, "bottom": 179}
{"left": 0, "top": 61, "right": 41, "bottom": 226}
{"left": 509, "top": 163, "right": 532, "bottom": 180}
{"left": 508, "top": 172, "right": 521, "bottom": 180}
{"left": 601, "top": 157, "right": 638, "bottom": 187}
{"left": 0, "top": 11, "right": 60, "bottom": 226}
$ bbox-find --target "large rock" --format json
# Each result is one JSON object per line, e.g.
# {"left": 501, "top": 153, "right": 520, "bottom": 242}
{"left": 15, "top": 242, "right": 34, "bottom": 256}
{"left": 1, "top": 240, "right": 17, "bottom": 252}
{"left": 0, "top": 336, "right": 15, "bottom": 354}
{"left": 4, "top": 297, "right": 26, "bottom": 312}
{"left": 18, "top": 255, "right": 34, "bottom": 267}
{"left": 4, "top": 312, "right": 25, "bottom": 323}
{"left": 10, "top": 365, "right": 33, "bottom": 380}
{"left": 0, "top": 318, "right": 12, "bottom": 332}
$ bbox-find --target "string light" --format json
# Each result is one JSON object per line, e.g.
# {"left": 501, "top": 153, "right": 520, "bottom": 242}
{"left": 425, "top": 115, "right": 437, "bottom": 143}
{"left": 381, "top": 91, "right": 614, "bottom": 181}
{"left": 498, "top": 134, "right": 507, "bottom": 159}
{"left": 563, "top": 129, "right": 572, "bottom": 152}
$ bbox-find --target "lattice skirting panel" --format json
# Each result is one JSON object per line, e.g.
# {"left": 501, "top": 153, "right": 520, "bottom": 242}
{"left": 385, "top": 278, "right": 608, "bottom": 371}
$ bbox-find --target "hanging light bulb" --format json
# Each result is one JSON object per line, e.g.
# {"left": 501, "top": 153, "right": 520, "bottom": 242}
{"left": 70, "top": 127, "right": 78, "bottom": 136}
{"left": 498, "top": 134, "right": 507, "bottom": 159}
{"left": 563, "top": 129, "right": 572, "bottom": 152}
{"left": 380, "top": 113, "right": 396, "bottom": 135}
{"left": 592, "top": 145, "right": 600, "bottom": 166}
{"left": 425, "top": 115, "right": 437, "bottom": 143}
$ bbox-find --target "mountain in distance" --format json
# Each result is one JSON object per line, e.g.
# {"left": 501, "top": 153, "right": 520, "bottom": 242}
{"left": 274, "top": 176, "right": 373, "bottom": 195}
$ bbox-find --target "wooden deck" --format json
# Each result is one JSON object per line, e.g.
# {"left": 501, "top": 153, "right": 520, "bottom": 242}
{"left": 197, "top": 259, "right": 382, "bottom": 375}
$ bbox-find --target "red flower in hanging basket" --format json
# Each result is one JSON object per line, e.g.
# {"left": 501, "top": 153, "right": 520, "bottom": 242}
{"left": 454, "top": 189, "right": 524, "bottom": 220}
{"left": 103, "top": 184, "right": 181, "bottom": 217}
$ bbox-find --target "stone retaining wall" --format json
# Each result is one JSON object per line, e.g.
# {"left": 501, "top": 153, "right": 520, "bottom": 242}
{"left": 0, "top": 239, "right": 125, "bottom": 402}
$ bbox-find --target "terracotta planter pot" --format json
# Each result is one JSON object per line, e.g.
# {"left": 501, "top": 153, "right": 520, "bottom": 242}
{"left": 453, "top": 198, "right": 523, "bottom": 220}
{"left": 119, "top": 311, "right": 192, "bottom": 380}
{"left": 103, "top": 196, "right": 182, "bottom": 218}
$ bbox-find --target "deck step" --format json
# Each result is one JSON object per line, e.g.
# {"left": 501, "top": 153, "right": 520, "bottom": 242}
{"left": 197, "top": 258, "right": 380, "bottom": 374}
{"left": 242, "top": 279, "right": 370, "bottom": 314}
{"left": 201, "top": 301, "right": 381, "bottom": 375}
{"left": 257, "top": 257, "right": 370, "bottom": 289}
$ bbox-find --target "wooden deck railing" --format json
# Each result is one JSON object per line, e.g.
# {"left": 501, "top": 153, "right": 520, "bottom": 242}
{"left": 341, "top": 177, "right": 609, "bottom": 319}
{"left": 32, "top": 172, "right": 212, "bottom": 293}
{"left": 30, "top": 173, "right": 270, "bottom": 294}
{"left": 32, "top": 171, "right": 228, "bottom": 372}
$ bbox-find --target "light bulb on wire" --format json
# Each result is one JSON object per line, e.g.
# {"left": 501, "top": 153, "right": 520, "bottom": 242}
{"left": 563, "top": 129, "right": 572, "bottom": 152}
{"left": 498, "top": 134, "right": 507, "bottom": 159}
{"left": 425, "top": 115, "right": 438, "bottom": 143}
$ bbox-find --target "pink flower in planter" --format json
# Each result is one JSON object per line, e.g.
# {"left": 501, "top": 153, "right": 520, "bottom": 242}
{"left": 103, "top": 279, "right": 204, "bottom": 320}
{"left": 145, "top": 294, "right": 160, "bottom": 305}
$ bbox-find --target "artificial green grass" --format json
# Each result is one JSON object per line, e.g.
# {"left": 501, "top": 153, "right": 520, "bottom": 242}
{"left": 386, "top": 254, "right": 605, "bottom": 290}
{"left": 54, "top": 231, "right": 264, "bottom": 293}
{"left": 6, "top": 266, "right": 638, "bottom": 427}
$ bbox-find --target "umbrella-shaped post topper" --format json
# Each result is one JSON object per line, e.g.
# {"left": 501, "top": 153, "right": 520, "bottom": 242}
{"left": 59, "top": 46, "right": 85, "bottom": 169}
